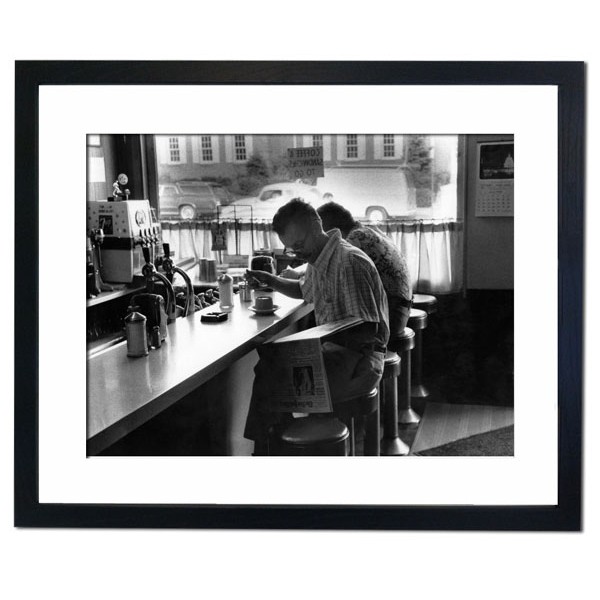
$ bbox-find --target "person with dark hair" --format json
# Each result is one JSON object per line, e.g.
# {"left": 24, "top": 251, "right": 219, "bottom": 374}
{"left": 317, "top": 201, "right": 413, "bottom": 336}
{"left": 243, "top": 198, "right": 389, "bottom": 453}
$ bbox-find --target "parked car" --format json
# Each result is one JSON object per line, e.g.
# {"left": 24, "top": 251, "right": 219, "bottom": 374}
{"left": 219, "top": 181, "right": 323, "bottom": 220}
{"left": 158, "top": 181, "right": 234, "bottom": 220}
{"left": 316, "top": 166, "right": 417, "bottom": 220}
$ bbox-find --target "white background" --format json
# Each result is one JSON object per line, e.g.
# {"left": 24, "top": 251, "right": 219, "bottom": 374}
{"left": 2, "top": 1, "right": 598, "bottom": 599}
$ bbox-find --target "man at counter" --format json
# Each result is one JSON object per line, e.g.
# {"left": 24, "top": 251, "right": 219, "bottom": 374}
{"left": 317, "top": 201, "right": 413, "bottom": 336}
{"left": 244, "top": 198, "right": 389, "bottom": 454}
{"left": 279, "top": 201, "right": 413, "bottom": 335}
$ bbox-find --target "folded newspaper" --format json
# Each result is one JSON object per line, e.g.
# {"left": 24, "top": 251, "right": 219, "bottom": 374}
{"left": 267, "top": 316, "right": 364, "bottom": 413}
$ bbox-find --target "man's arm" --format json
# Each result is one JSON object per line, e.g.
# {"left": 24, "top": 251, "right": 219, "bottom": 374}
{"left": 245, "top": 269, "right": 304, "bottom": 299}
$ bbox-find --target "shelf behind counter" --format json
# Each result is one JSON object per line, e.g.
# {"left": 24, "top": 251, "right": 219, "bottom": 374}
{"left": 87, "top": 292, "right": 313, "bottom": 456}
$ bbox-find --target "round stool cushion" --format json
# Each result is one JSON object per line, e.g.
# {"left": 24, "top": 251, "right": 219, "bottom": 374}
{"left": 388, "top": 327, "right": 416, "bottom": 353}
{"left": 335, "top": 387, "right": 379, "bottom": 419}
{"left": 383, "top": 351, "right": 401, "bottom": 378}
{"left": 408, "top": 308, "right": 428, "bottom": 330}
{"left": 412, "top": 293, "right": 438, "bottom": 314}
{"left": 280, "top": 416, "right": 349, "bottom": 446}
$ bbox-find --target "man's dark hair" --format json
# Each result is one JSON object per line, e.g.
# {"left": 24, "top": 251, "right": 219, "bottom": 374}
{"left": 316, "top": 201, "right": 358, "bottom": 236}
{"left": 272, "top": 198, "right": 320, "bottom": 235}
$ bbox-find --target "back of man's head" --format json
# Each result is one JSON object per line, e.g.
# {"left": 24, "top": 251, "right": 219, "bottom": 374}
{"left": 272, "top": 198, "right": 320, "bottom": 235}
{"left": 316, "top": 201, "right": 357, "bottom": 237}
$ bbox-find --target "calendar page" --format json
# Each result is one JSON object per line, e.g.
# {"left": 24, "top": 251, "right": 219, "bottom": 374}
{"left": 476, "top": 142, "right": 514, "bottom": 217}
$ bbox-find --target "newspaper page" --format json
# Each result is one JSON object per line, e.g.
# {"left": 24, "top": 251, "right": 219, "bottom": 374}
{"left": 267, "top": 317, "right": 365, "bottom": 413}
{"left": 267, "top": 338, "right": 331, "bottom": 413}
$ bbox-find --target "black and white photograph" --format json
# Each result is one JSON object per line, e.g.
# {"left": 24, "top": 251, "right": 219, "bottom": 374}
{"left": 86, "top": 132, "right": 515, "bottom": 459}
{"left": 5, "top": 3, "right": 597, "bottom": 599}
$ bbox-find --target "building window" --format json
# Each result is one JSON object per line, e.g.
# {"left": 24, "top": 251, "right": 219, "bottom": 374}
{"left": 168, "top": 137, "right": 181, "bottom": 163}
{"left": 312, "top": 134, "right": 323, "bottom": 147}
{"left": 201, "top": 136, "right": 213, "bottom": 162}
{"left": 346, "top": 135, "right": 358, "bottom": 159}
{"left": 383, "top": 134, "right": 395, "bottom": 157}
{"left": 234, "top": 135, "right": 247, "bottom": 161}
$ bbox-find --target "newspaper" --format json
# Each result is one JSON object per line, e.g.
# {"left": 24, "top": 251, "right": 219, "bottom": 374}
{"left": 267, "top": 317, "right": 363, "bottom": 413}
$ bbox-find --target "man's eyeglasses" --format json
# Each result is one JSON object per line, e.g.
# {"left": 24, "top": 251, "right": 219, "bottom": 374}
{"left": 283, "top": 230, "right": 310, "bottom": 258}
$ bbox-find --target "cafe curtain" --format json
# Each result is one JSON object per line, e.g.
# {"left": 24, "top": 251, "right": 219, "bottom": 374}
{"left": 161, "top": 218, "right": 463, "bottom": 294}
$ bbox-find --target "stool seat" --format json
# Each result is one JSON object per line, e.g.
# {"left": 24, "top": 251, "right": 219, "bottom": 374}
{"left": 335, "top": 387, "right": 379, "bottom": 419}
{"left": 408, "top": 308, "right": 428, "bottom": 330}
{"left": 412, "top": 293, "right": 438, "bottom": 315}
{"left": 280, "top": 415, "right": 349, "bottom": 445}
{"left": 383, "top": 350, "right": 401, "bottom": 378}
{"left": 388, "top": 327, "right": 416, "bottom": 354}
{"left": 278, "top": 415, "right": 350, "bottom": 456}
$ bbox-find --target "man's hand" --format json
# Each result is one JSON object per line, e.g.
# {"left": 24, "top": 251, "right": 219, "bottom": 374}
{"left": 245, "top": 269, "right": 303, "bottom": 299}
{"left": 245, "top": 269, "right": 275, "bottom": 289}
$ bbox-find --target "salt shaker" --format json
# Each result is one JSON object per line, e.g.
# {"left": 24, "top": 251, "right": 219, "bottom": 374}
{"left": 125, "top": 306, "right": 148, "bottom": 357}
{"left": 238, "top": 280, "right": 252, "bottom": 302}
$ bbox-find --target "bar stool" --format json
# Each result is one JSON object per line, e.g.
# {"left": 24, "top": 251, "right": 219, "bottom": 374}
{"left": 274, "top": 388, "right": 379, "bottom": 456}
{"left": 412, "top": 294, "right": 437, "bottom": 396}
{"left": 389, "top": 326, "right": 420, "bottom": 425}
{"left": 277, "top": 415, "right": 350, "bottom": 456}
{"left": 334, "top": 388, "right": 380, "bottom": 456}
{"left": 412, "top": 293, "right": 438, "bottom": 316}
{"left": 379, "top": 351, "right": 410, "bottom": 456}
{"left": 408, "top": 308, "right": 429, "bottom": 399}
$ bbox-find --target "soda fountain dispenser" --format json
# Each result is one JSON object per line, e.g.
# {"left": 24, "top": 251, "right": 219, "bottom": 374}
{"left": 161, "top": 242, "right": 196, "bottom": 318}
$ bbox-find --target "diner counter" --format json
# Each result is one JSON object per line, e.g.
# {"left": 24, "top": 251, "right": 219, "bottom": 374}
{"left": 87, "top": 292, "right": 313, "bottom": 455}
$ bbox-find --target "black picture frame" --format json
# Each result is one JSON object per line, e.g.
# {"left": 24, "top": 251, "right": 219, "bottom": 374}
{"left": 14, "top": 61, "right": 584, "bottom": 530}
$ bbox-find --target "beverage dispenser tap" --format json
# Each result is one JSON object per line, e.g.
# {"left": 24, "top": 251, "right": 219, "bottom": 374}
{"left": 141, "top": 246, "right": 177, "bottom": 323}
{"left": 88, "top": 228, "right": 113, "bottom": 296}
{"left": 161, "top": 243, "right": 196, "bottom": 317}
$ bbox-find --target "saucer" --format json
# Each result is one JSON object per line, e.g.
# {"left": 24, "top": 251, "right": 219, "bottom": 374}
{"left": 249, "top": 304, "right": 280, "bottom": 315}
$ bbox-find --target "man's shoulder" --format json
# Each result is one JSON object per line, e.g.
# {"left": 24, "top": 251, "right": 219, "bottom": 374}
{"left": 339, "top": 239, "right": 378, "bottom": 270}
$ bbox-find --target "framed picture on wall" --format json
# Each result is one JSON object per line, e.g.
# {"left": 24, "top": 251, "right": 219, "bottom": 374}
{"left": 14, "top": 61, "right": 583, "bottom": 530}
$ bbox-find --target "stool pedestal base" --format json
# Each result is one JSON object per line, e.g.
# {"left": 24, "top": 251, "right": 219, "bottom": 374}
{"left": 380, "top": 436, "right": 410, "bottom": 456}
{"left": 398, "top": 407, "right": 421, "bottom": 425}
{"left": 410, "top": 383, "right": 429, "bottom": 399}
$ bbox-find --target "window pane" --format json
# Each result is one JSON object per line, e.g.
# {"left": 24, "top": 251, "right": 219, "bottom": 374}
{"left": 154, "top": 133, "right": 459, "bottom": 222}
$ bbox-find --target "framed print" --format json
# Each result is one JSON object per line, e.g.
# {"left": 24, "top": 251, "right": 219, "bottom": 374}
{"left": 14, "top": 61, "right": 584, "bottom": 530}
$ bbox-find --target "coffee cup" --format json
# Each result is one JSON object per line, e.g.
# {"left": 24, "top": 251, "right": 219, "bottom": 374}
{"left": 254, "top": 296, "right": 274, "bottom": 311}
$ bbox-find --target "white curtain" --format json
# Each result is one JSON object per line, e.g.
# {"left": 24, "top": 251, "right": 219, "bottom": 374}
{"left": 383, "top": 219, "right": 463, "bottom": 294}
{"left": 161, "top": 218, "right": 463, "bottom": 294}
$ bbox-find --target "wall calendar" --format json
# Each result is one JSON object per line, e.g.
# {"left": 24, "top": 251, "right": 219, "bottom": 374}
{"left": 475, "top": 142, "right": 514, "bottom": 217}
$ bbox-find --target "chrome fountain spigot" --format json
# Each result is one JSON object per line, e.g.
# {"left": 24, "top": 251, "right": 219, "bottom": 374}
{"left": 89, "top": 228, "right": 113, "bottom": 293}
{"left": 162, "top": 243, "right": 196, "bottom": 317}
{"left": 141, "top": 246, "right": 177, "bottom": 323}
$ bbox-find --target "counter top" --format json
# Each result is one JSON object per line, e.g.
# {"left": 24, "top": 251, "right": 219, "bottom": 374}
{"left": 87, "top": 292, "right": 312, "bottom": 455}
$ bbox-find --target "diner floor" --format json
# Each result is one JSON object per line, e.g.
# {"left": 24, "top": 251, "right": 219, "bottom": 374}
{"left": 360, "top": 289, "right": 514, "bottom": 455}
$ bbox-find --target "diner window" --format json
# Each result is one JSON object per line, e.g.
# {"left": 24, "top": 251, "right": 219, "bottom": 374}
{"left": 152, "top": 133, "right": 465, "bottom": 294}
